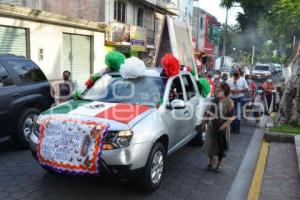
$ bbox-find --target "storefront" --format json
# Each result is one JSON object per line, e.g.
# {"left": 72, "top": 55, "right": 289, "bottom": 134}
{"left": 0, "top": 4, "right": 106, "bottom": 90}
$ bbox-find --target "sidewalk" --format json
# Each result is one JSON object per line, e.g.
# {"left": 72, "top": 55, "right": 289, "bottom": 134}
{"left": 260, "top": 143, "right": 300, "bottom": 200}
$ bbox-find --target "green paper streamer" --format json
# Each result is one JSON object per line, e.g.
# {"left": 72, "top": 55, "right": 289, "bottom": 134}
{"left": 91, "top": 73, "right": 101, "bottom": 82}
{"left": 197, "top": 78, "right": 211, "bottom": 97}
{"left": 105, "top": 51, "right": 126, "bottom": 71}
{"left": 73, "top": 90, "right": 82, "bottom": 100}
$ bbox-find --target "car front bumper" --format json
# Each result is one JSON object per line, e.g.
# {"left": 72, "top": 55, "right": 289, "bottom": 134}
{"left": 251, "top": 74, "right": 269, "bottom": 80}
{"left": 29, "top": 133, "right": 152, "bottom": 174}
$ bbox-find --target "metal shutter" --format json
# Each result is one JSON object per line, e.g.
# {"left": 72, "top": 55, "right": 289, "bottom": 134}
{"left": 63, "top": 33, "right": 91, "bottom": 91}
{"left": 0, "top": 26, "right": 27, "bottom": 57}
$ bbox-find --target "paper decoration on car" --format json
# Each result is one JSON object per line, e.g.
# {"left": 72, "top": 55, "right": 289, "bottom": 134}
{"left": 197, "top": 78, "right": 211, "bottom": 97}
{"left": 105, "top": 51, "right": 126, "bottom": 72}
{"left": 120, "top": 57, "right": 146, "bottom": 79}
{"left": 37, "top": 117, "right": 108, "bottom": 175}
{"left": 161, "top": 53, "right": 180, "bottom": 78}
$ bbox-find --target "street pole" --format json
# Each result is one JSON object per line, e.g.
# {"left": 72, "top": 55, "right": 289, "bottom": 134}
{"left": 251, "top": 45, "right": 255, "bottom": 66}
{"left": 221, "top": 7, "right": 228, "bottom": 68}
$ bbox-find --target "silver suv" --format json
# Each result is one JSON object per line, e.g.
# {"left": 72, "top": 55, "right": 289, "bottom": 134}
{"left": 29, "top": 69, "right": 207, "bottom": 192}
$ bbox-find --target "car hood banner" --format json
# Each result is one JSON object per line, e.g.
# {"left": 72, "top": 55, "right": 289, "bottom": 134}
{"left": 37, "top": 117, "right": 108, "bottom": 175}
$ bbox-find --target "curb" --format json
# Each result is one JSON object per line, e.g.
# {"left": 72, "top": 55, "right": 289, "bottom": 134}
{"left": 295, "top": 136, "right": 300, "bottom": 179}
{"left": 264, "top": 131, "right": 295, "bottom": 143}
{"left": 247, "top": 141, "right": 269, "bottom": 200}
{"left": 225, "top": 116, "right": 267, "bottom": 200}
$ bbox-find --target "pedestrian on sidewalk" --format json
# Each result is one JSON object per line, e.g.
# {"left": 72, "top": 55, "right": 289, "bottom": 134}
{"left": 52, "top": 70, "right": 73, "bottom": 104}
{"left": 262, "top": 75, "right": 275, "bottom": 115}
{"left": 206, "top": 72, "right": 215, "bottom": 98}
{"left": 253, "top": 87, "right": 264, "bottom": 127}
{"left": 203, "top": 82, "right": 235, "bottom": 173}
{"left": 243, "top": 74, "right": 257, "bottom": 124}
{"left": 227, "top": 68, "right": 249, "bottom": 133}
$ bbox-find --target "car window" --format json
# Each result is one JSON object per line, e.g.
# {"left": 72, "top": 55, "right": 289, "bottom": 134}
{"left": 255, "top": 66, "right": 269, "bottom": 71}
{"left": 182, "top": 75, "right": 196, "bottom": 100}
{"left": 168, "top": 76, "right": 184, "bottom": 103}
{"left": 7, "top": 60, "right": 47, "bottom": 83}
{"left": 0, "top": 65, "right": 13, "bottom": 87}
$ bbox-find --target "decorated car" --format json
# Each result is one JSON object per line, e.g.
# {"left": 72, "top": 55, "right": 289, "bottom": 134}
{"left": 29, "top": 52, "right": 210, "bottom": 192}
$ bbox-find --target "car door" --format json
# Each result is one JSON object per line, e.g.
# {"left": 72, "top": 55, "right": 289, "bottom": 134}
{"left": 180, "top": 74, "right": 199, "bottom": 139}
{"left": 160, "top": 75, "right": 189, "bottom": 151}
{"left": 0, "top": 63, "right": 20, "bottom": 135}
{"left": 5, "top": 59, "right": 52, "bottom": 110}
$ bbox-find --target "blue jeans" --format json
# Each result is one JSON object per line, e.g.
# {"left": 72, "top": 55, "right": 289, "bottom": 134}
{"left": 231, "top": 97, "right": 243, "bottom": 131}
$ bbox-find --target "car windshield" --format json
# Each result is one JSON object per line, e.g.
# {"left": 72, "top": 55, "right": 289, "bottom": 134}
{"left": 81, "top": 74, "right": 166, "bottom": 107}
{"left": 255, "top": 66, "right": 269, "bottom": 71}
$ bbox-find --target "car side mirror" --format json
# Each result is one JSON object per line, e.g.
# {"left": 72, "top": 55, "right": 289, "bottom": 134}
{"left": 167, "top": 99, "right": 186, "bottom": 110}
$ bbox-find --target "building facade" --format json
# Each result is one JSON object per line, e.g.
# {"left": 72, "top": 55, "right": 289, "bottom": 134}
{"left": 192, "top": 7, "right": 220, "bottom": 73}
{"left": 0, "top": 0, "right": 179, "bottom": 65}
{"left": 0, "top": 4, "right": 106, "bottom": 90}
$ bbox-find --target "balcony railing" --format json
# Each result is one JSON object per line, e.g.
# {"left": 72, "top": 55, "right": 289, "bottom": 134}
{"left": 105, "top": 22, "right": 156, "bottom": 50}
{"left": 142, "top": 0, "right": 179, "bottom": 15}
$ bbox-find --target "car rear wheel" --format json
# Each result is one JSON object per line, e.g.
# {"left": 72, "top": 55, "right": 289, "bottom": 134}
{"left": 140, "top": 142, "right": 166, "bottom": 192}
{"left": 14, "top": 108, "right": 40, "bottom": 148}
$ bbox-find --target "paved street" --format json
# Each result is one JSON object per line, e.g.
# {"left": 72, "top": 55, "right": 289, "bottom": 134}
{"left": 0, "top": 123, "right": 256, "bottom": 200}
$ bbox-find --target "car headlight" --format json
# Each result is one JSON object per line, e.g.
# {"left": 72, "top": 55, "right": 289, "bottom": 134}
{"left": 103, "top": 130, "right": 133, "bottom": 150}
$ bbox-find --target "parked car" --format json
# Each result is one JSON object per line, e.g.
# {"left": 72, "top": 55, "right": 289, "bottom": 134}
{"left": 29, "top": 69, "right": 208, "bottom": 192}
{"left": 274, "top": 63, "right": 282, "bottom": 73}
{"left": 251, "top": 64, "right": 272, "bottom": 80}
{"left": 0, "top": 54, "right": 53, "bottom": 147}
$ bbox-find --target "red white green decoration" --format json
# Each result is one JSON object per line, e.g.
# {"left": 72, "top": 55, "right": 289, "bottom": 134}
{"left": 37, "top": 116, "right": 108, "bottom": 175}
{"left": 85, "top": 73, "right": 102, "bottom": 89}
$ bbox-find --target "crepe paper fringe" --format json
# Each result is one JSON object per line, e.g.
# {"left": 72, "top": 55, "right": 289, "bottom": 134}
{"left": 120, "top": 57, "right": 146, "bottom": 79}
{"left": 161, "top": 53, "right": 180, "bottom": 77}
{"left": 198, "top": 78, "right": 211, "bottom": 97}
{"left": 105, "top": 51, "right": 126, "bottom": 72}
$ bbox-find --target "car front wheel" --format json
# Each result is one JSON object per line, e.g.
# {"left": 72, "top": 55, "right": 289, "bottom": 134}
{"left": 140, "top": 142, "right": 166, "bottom": 192}
{"left": 14, "top": 108, "right": 40, "bottom": 148}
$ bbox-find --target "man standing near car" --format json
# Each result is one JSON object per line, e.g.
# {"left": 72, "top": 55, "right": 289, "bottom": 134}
{"left": 227, "top": 68, "right": 249, "bottom": 133}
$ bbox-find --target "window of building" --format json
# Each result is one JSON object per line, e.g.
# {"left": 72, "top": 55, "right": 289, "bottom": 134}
{"left": 137, "top": 8, "right": 144, "bottom": 27}
{"left": 0, "top": 65, "right": 13, "bottom": 87}
{"left": 7, "top": 60, "right": 47, "bottom": 83}
{"left": 114, "top": 1, "right": 126, "bottom": 23}
{"left": 200, "top": 17, "right": 203, "bottom": 30}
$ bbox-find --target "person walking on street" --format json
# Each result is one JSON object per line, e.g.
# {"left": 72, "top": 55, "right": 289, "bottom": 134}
{"left": 206, "top": 72, "right": 215, "bottom": 98}
{"left": 52, "top": 70, "right": 73, "bottom": 104}
{"left": 221, "top": 73, "right": 229, "bottom": 82}
{"left": 262, "top": 75, "right": 275, "bottom": 115}
{"left": 203, "top": 82, "right": 235, "bottom": 173}
{"left": 243, "top": 74, "right": 257, "bottom": 123}
{"left": 227, "top": 68, "right": 249, "bottom": 133}
{"left": 213, "top": 70, "right": 222, "bottom": 86}
{"left": 253, "top": 87, "right": 264, "bottom": 127}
